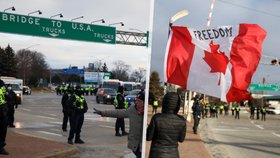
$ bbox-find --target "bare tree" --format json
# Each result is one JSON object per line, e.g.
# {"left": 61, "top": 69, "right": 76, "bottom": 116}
{"left": 111, "top": 60, "right": 131, "bottom": 81}
{"left": 16, "top": 49, "right": 49, "bottom": 86}
{"left": 130, "top": 67, "right": 146, "bottom": 82}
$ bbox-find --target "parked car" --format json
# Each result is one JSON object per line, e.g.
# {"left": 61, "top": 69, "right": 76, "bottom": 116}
{"left": 22, "top": 86, "right": 31, "bottom": 95}
{"left": 125, "top": 89, "right": 142, "bottom": 106}
{"left": 267, "top": 106, "right": 280, "bottom": 115}
{"left": 96, "top": 88, "right": 117, "bottom": 104}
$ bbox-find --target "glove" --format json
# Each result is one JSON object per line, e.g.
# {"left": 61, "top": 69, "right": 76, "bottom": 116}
{"left": 93, "top": 108, "right": 102, "bottom": 115}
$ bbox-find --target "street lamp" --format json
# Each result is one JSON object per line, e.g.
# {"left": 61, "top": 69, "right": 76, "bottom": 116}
{"left": 28, "top": 10, "right": 42, "bottom": 16}
{"left": 4, "top": 6, "right": 15, "bottom": 12}
{"left": 22, "top": 44, "right": 40, "bottom": 85}
{"left": 71, "top": 16, "right": 83, "bottom": 21}
{"left": 109, "top": 22, "right": 124, "bottom": 26}
{"left": 169, "top": 9, "right": 189, "bottom": 26}
{"left": 168, "top": 9, "right": 189, "bottom": 37}
{"left": 91, "top": 19, "right": 105, "bottom": 24}
{"left": 50, "top": 13, "right": 63, "bottom": 19}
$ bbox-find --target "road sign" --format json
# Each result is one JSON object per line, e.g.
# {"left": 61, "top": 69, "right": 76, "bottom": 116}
{"left": 84, "top": 72, "right": 111, "bottom": 83}
{"left": 63, "top": 68, "right": 84, "bottom": 75}
{"left": 249, "top": 83, "right": 280, "bottom": 92}
{"left": 0, "top": 12, "right": 116, "bottom": 44}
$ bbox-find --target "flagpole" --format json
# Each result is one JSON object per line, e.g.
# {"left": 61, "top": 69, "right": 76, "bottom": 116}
{"left": 168, "top": 9, "right": 189, "bottom": 37}
{"left": 204, "top": 0, "right": 215, "bottom": 104}
{"left": 207, "top": 0, "right": 215, "bottom": 27}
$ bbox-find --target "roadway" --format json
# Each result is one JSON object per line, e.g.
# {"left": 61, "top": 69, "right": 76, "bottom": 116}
{"left": 200, "top": 110, "right": 280, "bottom": 158}
{"left": 14, "top": 92, "right": 134, "bottom": 158}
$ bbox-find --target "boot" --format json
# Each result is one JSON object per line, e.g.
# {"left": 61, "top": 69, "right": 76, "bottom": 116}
{"left": 75, "top": 138, "right": 85, "bottom": 144}
{"left": 67, "top": 139, "right": 73, "bottom": 145}
{"left": 115, "top": 132, "right": 122, "bottom": 137}
{"left": 122, "top": 131, "right": 128, "bottom": 136}
{"left": 0, "top": 148, "right": 9, "bottom": 155}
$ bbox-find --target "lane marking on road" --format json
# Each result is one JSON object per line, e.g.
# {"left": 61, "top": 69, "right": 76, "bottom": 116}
{"left": 272, "top": 132, "right": 280, "bottom": 138}
{"left": 250, "top": 120, "right": 264, "bottom": 130}
{"left": 49, "top": 121, "right": 62, "bottom": 125}
{"left": 99, "top": 125, "right": 130, "bottom": 130}
{"left": 36, "top": 115, "right": 57, "bottom": 120}
{"left": 255, "top": 125, "right": 264, "bottom": 130}
{"left": 44, "top": 113, "right": 57, "bottom": 117}
{"left": 21, "top": 108, "right": 31, "bottom": 111}
{"left": 37, "top": 131, "right": 62, "bottom": 137}
{"left": 99, "top": 125, "right": 115, "bottom": 129}
{"left": 213, "top": 128, "right": 239, "bottom": 132}
{"left": 49, "top": 128, "right": 61, "bottom": 132}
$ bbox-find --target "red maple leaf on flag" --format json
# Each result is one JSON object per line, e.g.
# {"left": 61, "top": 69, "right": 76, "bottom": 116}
{"left": 203, "top": 41, "right": 229, "bottom": 85}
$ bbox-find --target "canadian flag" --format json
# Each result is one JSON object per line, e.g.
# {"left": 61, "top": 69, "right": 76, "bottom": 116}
{"left": 164, "top": 24, "right": 267, "bottom": 102}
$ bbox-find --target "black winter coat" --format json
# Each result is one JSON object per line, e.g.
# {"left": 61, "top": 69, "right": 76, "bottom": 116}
{"left": 146, "top": 92, "right": 186, "bottom": 158}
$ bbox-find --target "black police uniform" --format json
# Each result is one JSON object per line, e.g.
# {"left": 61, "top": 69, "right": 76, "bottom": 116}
{"left": 192, "top": 96, "right": 202, "bottom": 134}
{"left": 114, "top": 90, "right": 128, "bottom": 136}
{"left": 61, "top": 89, "right": 72, "bottom": 131}
{"left": 0, "top": 81, "right": 9, "bottom": 155}
{"left": 7, "top": 88, "right": 18, "bottom": 127}
{"left": 67, "top": 89, "right": 88, "bottom": 144}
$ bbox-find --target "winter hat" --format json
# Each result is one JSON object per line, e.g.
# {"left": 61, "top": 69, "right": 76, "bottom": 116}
{"left": 162, "top": 92, "right": 181, "bottom": 114}
{"left": 117, "top": 86, "right": 124, "bottom": 93}
{"left": 136, "top": 90, "right": 145, "bottom": 102}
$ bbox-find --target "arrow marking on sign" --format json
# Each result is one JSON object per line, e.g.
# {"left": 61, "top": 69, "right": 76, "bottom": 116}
{"left": 49, "top": 33, "right": 59, "bottom": 37}
{"left": 103, "top": 39, "right": 112, "bottom": 43}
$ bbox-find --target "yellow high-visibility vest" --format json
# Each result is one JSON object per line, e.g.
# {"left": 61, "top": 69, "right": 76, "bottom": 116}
{"left": 153, "top": 101, "right": 158, "bottom": 107}
{"left": 0, "top": 87, "right": 7, "bottom": 105}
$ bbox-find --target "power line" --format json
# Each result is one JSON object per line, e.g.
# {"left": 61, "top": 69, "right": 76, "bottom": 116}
{"left": 217, "top": 0, "right": 280, "bottom": 18}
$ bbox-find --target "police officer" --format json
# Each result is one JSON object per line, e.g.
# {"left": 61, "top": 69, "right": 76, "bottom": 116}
{"left": 256, "top": 106, "right": 260, "bottom": 120}
{"left": 231, "top": 105, "right": 235, "bottom": 116}
{"left": 0, "top": 80, "right": 9, "bottom": 155}
{"left": 219, "top": 104, "right": 224, "bottom": 115}
{"left": 152, "top": 99, "right": 158, "bottom": 114}
{"left": 235, "top": 104, "right": 241, "bottom": 119}
{"left": 192, "top": 94, "right": 202, "bottom": 134}
{"left": 6, "top": 86, "right": 18, "bottom": 128}
{"left": 67, "top": 86, "right": 88, "bottom": 144}
{"left": 201, "top": 100, "right": 206, "bottom": 119}
{"left": 212, "top": 103, "right": 218, "bottom": 118}
{"left": 114, "top": 86, "right": 128, "bottom": 136}
{"left": 261, "top": 106, "right": 267, "bottom": 121}
{"left": 61, "top": 86, "right": 73, "bottom": 132}
{"left": 205, "top": 103, "right": 210, "bottom": 118}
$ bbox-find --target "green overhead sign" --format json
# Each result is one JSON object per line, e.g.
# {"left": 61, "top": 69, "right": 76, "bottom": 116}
{"left": 249, "top": 83, "right": 280, "bottom": 92}
{"left": 0, "top": 12, "right": 116, "bottom": 44}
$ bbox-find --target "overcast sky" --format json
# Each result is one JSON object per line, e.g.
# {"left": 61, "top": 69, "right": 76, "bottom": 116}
{"left": 151, "top": 0, "right": 280, "bottom": 85}
{"left": 0, "top": 0, "right": 151, "bottom": 72}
